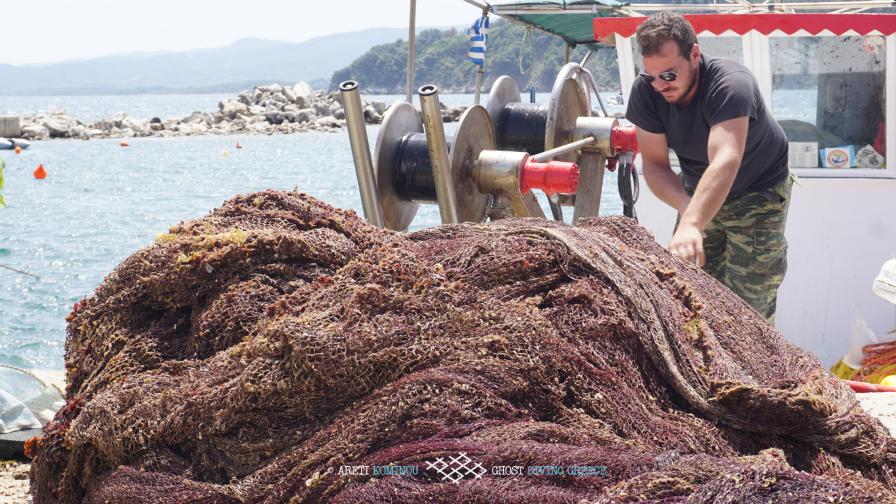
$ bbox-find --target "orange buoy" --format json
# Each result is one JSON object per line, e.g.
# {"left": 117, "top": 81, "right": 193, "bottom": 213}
{"left": 14, "top": 146, "right": 22, "bottom": 154}
{"left": 235, "top": 142, "right": 243, "bottom": 149}
{"left": 33, "top": 164, "right": 47, "bottom": 179}
{"left": 120, "top": 141, "right": 129, "bottom": 147}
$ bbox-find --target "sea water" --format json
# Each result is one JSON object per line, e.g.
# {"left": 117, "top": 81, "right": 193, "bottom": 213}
{"left": 0, "top": 93, "right": 626, "bottom": 370}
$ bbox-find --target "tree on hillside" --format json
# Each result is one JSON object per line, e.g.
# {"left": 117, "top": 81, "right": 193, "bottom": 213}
{"left": 329, "top": 20, "right": 621, "bottom": 95}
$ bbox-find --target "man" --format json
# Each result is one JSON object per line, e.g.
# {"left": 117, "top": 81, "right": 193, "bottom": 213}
{"left": 625, "top": 12, "right": 792, "bottom": 321}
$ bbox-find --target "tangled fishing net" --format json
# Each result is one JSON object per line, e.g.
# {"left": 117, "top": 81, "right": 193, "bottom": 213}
{"left": 29, "top": 190, "right": 896, "bottom": 503}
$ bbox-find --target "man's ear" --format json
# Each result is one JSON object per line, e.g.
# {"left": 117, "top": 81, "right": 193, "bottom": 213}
{"left": 691, "top": 43, "right": 701, "bottom": 63}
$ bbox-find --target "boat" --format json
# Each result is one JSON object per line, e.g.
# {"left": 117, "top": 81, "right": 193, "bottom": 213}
{"left": 346, "top": 0, "right": 896, "bottom": 370}
{"left": 11, "top": 138, "right": 30, "bottom": 150}
{"left": 0, "top": 366, "right": 64, "bottom": 459}
{"left": 0, "top": 138, "right": 12, "bottom": 150}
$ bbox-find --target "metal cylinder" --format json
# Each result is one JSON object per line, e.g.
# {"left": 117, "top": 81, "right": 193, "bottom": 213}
{"left": 496, "top": 102, "right": 548, "bottom": 153}
{"left": 474, "top": 150, "right": 528, "bottom": 195}
{"left": 574, "top": 116, "right": 618, "bottom": 155}
{"left": 474, "top": 150, "right": 545, "bottom": 219}
{"left": 418, "top": 85, "right": 460, "bottom": 224}
{"left": 339, "top": 80, "right": 384, "bottom": 228}
{"left": 392, "top": 132, "right": 441, "bottom": 202}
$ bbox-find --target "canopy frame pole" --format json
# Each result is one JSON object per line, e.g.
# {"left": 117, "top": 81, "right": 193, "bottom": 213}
{"left": 461, "top": 0, "right": 490, "bottom": 10}
{"left": 473, "top": 7, "right": 489, "bottom": 105}
{"left": 407, "top": 0, "right": 417, "bottom": 103}
{"left": 474, "top": 67, "right": 485, "bottom": 105}
{"left": 580, "top": 48, "right": 594, "bottom": 67}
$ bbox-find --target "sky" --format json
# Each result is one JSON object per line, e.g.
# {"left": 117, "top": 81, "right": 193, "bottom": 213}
{"left": 4, "top": 0, "right": 484, "bottom": 65}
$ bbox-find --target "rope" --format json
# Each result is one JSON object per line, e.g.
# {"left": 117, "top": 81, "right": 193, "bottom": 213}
{"left": 617, "top": 152, "right": 639, "bottom": 220}
{"left": 518, "top": 26, "right": 535, "bottom": 76}
{"left": 0, "top": 263, "right": 41, "bottom": 280}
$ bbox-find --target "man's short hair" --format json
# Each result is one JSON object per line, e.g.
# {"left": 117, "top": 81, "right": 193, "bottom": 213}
{"left": 636, "top": 12, "right": 698, "bottom": 58}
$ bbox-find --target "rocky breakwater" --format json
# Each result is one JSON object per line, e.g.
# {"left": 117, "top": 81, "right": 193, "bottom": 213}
{"left": 17, "top": 82, "right": 468, "bottom": 141}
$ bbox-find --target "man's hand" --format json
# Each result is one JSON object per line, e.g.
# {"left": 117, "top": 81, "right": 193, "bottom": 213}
{"left": 668, "top": 116, "right": 748, "bottom": 267}
{"left": 670, "top": 222, "right": 705, "bottom": 267}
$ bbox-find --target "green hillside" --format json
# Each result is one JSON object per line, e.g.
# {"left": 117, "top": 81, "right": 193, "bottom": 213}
{"left": 329, "top": 20, "right": 623, "bottom": 95}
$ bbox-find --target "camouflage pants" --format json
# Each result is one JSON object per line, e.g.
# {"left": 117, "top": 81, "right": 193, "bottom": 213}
{"left": 680, "top": 173, "right": 794, "bottom": 321}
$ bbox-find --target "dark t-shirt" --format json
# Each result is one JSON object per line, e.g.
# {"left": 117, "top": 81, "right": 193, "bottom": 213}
{"left": 625, "top": 55, "right": 789, "bottom": 199}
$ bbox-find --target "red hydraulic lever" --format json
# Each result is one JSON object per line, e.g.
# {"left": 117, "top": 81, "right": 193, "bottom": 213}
{"left": 611, "top": 124, "right": 639, "bottom": 155}
{"left": 520, "top": 158, "right": 580, "bottom": 195}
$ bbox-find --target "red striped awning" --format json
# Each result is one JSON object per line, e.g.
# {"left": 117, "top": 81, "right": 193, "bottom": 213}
{"left": 594, "top": 13, "right": 896, "bottom": 41}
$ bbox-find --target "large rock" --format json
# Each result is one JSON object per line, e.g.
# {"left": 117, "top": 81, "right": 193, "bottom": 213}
{"left": 293, "top": 82, "right": 314, "bottom": 108}
{"left": 219, "top": 100, "right": 249, "bottom": 120}
{"left": 21, "top": 124, "right": 50, "bottom": 140}
{"left": 313, "top": 102, "right": 330, "bottom": 116}
{"left": 363, "top": 105, "right": 382, "bottom": 125}
{"left": 184, "top": 111, "right": 214, "bottom": 126}
{"left": 258, "top": 83, "right": 283, "bottom": 94}
{"left": 110, "top": 112, "right": 128, "bottom": 128}
{"left": 175, "top": 122, "right": 209, "bottom": 135}
{"left": 313, "top": 115, "right": 342, "bottom": 129}
{"left": 282, "top": 86, "right": 297, "bottom": 104}
{"left": 264, "top": 98, "right": 284, "bottom": 110}
{"left": 42, "top": 115, "right": 77, "bottom": 138}
{"left": 294, "top": 109, "right": 314, "bottom": 124}
{"left": 121, "top": 117, "right": 150, "bottom": 136}
{"left": 265, "top": 111, "right": 284, "bottom": 125}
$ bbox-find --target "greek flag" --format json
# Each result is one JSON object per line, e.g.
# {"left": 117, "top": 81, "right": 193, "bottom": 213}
{"left": 467, "top": 16, "right": 489, "bottom": 66}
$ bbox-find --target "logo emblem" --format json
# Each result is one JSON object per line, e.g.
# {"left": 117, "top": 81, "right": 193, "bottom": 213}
{"left": 425, "top": 452, "right": 487, "bottom": 484}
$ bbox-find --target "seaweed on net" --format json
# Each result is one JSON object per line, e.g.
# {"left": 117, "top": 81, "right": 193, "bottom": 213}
{"left": 29, "top": 190, "right": 896, "bottom": 503}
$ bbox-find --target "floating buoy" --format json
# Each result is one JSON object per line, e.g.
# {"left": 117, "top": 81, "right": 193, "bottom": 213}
{"left": 120, "top": 141, "right": 129, "bottom": 147}
{"left": 14, "top": 146, "right": 21, "bottom": 154}
{"left": 33, "top": 164, "right": 47, "bottom": 179}
{"left": 236, "top": 142, "right": 243, "bottom": 149}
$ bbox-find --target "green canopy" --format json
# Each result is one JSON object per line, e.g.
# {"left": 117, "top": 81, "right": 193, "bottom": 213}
{"left": 489, "top": 0, "right": 626, "bottom": 45}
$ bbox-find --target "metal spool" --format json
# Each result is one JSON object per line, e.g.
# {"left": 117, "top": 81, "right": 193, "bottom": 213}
{"left": 546, "top": 63, "right": 591, "bottom": 160}
{"left": 485, "top": 68, "right": 591, "bottom": 158}
{"left": 376, "top": 102, "right": 422, "bottom": 231}
{"left": 375, "top": 102, "right": 493, "bottom": 231}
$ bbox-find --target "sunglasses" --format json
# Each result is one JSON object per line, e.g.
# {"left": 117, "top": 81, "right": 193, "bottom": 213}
{"left": 639, "top": 57, "right": 689, "bottom": 84}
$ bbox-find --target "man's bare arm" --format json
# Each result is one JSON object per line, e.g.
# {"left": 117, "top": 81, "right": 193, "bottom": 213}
{"left": 635, "top": 127, "right": 690, "bottom": 213}
{"left": 671, "top": 116, "right": 749, "bottom": 265}
{"left": 678, "top": 116, "right": 749, "bottom": 230}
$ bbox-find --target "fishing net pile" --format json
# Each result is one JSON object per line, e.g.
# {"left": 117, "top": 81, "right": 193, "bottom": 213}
{"left": 29, "top": 190, "right": 896, "bottom": 503}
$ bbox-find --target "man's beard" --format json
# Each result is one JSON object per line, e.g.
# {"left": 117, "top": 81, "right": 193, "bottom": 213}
{"left": 670, "top": 66, "right": 699, "bottom": 107}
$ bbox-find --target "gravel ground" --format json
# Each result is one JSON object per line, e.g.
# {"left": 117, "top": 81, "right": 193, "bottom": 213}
{"left": 0, "top": 461, "right": 31, "bottom": 503}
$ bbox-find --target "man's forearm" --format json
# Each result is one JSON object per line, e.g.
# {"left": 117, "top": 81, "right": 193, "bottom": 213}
{"left": 642, "top": 162, "right": 691, "bottom": 214}
{"left": 679, "top": 159, "right": 739, "bottom": 230}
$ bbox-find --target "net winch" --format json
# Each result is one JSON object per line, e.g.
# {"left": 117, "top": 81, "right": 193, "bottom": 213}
{"left": 485, "top": 62, "right": 640, "bottom": 222}
{"left": 341, "top": 81, "right": 581, "bottom": 231}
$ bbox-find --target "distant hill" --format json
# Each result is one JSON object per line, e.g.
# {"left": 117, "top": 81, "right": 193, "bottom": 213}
{"left": 0, "top": 28, "right": 414, "bottom": 96}
{"left": 329, "top": 21, "right": 623, "bottom": 95}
